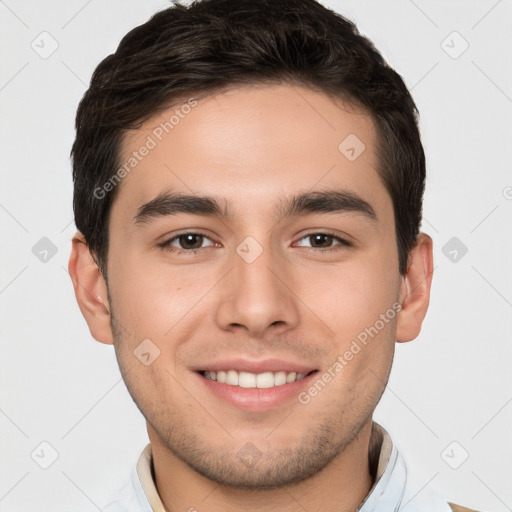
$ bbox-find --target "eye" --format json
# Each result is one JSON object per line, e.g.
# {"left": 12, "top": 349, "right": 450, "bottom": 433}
{"left": 295, "top": 232, "right": 352, "bottom": 251}
{"left": 158, "top": 231, "right": 352, "bottom": 256}
{"left": 159, "top": 232, "right": 216, "bottom": 254}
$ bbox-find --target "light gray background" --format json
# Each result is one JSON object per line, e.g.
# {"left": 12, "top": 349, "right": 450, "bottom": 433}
{"left": 1, "top": 0, "right": 511, "bottom": 511}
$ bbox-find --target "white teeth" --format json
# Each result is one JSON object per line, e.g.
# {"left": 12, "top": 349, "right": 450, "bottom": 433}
{"left": 286, "top": 372, "right": 297, "bottom": 383}
{"left": 256, "top": 372, "right": 275, "bottom": 388}
{"left": 203, "top": 369, "right": 310, "bottom": 388}
{"left": 226, "top": 370, "right": 239, "bottom": 386}
{"left": 274, "top": 371, "right": 287, "bottom": 386}
{"left": 238, "top": 371, "right": 256, "bottom": 388}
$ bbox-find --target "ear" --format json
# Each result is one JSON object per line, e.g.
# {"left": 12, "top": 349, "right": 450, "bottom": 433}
{"left": 68, "top": 232, "right": 113, "bottom": 344}
{"left": 396, "top": 233, "right": 434, "bottom": 343}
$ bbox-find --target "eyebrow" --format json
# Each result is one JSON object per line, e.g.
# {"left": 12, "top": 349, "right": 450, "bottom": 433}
{"left": 133, "top": 189, "right": 377, "bottom": 225}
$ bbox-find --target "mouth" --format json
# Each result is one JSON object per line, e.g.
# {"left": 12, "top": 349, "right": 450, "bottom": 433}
{"left": 194, "top": 362, "right": 320, "bottom": 412}
{"left": 198, "top": 369, "right": 318, "bottom": 389}
{"left": 192, "top": 357, "right": 320, "bottom": 411}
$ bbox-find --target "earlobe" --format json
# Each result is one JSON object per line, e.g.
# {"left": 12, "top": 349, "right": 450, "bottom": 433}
{"left": 68, "top": 232, "right": 114, "bottom": 345}
{"left": 395, "top": 233, "right": 434, "bottom": 343}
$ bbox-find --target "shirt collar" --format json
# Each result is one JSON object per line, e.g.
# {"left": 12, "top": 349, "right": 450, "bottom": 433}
{"left": 135, "top": 443, "right": 166, "bottom": 512}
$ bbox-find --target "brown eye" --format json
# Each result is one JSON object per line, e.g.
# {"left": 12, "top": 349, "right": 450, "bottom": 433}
{"left": 295, "top": 232, "right": 351, "bottom": 251}
{"left": 309, "top": 234, "right": 334, "bottom": 248}
{"left": 177, "top": 233, "right": 205, "bottom": 250}
{"left": 160, "top": 232, "right": 215, "bottom": 253}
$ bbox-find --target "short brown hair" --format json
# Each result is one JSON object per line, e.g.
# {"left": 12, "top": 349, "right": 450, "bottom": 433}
{"left": 71, "top": 0, "right": 425, "bottom": 276}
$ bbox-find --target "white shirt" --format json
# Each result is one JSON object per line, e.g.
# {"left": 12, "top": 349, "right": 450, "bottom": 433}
{"left": 102, "top": 423, "right": 452, "bottom": 512}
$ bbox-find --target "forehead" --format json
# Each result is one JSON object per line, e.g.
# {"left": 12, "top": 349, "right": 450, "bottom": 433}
{"left": 114, "top": 83, "right": 387, "bottom": 220}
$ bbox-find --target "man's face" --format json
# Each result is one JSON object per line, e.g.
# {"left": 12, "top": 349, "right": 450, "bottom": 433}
{"left": 106, "top": 84, "right": 403, "bottom": 488}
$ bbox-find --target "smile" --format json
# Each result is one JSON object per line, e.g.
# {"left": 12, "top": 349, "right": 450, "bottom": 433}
{"left": 201, "top": 369, "right": 315, "bottom": 388}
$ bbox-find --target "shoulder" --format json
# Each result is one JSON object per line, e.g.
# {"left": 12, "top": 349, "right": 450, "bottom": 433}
{"left": 449, "top": 503, "right": 483, "bottom": 512}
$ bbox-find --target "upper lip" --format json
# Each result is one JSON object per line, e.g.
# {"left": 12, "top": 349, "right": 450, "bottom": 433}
{"left": 193, "top": 358, "right": 317, "bottom": 375}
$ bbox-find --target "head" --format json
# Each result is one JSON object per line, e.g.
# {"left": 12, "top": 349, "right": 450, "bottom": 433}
{"left": 69, "top": 0, "right": 433, "bottom": 490}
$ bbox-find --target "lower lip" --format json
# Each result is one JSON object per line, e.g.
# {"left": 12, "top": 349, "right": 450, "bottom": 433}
{"left": 195, "top": 371, "right": 318, "bottom": 412}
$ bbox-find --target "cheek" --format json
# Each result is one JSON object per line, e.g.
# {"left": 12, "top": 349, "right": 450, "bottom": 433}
{"left": 300, "top": 254, "right": 400, "bottom": 339}
{"left": 108, "top": 254, "right": 213, "bottom": 339}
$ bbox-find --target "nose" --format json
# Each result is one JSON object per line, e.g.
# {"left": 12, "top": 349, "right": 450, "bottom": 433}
{"left": 215, "top": 242, "right": 300, "bottom": 338}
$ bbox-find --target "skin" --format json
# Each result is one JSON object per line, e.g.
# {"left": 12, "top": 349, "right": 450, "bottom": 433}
{"left": 69, "top": 83, "right": 433, "bottom": 512}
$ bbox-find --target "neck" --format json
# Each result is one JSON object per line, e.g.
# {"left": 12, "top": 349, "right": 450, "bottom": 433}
{"left": 150, "top": 420, "right": 379, "bottom": 512}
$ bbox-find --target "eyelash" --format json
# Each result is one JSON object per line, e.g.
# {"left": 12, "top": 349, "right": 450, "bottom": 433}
{"left": 158, "top": 230, "right": 352, "bottom": 255}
